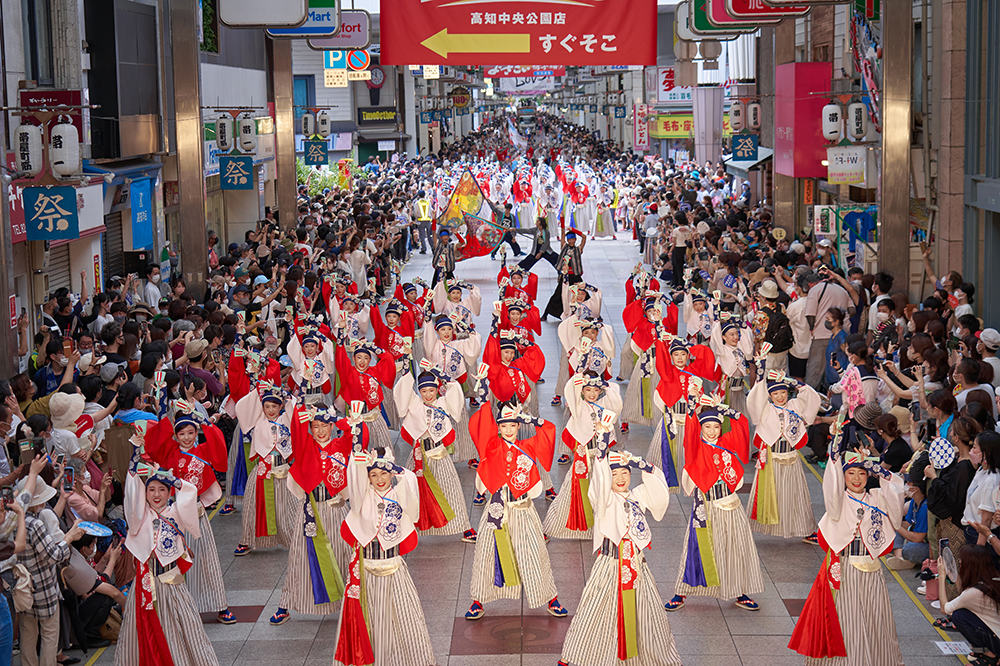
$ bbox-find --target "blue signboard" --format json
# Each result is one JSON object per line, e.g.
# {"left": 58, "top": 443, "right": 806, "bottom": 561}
{"left": 732, "top": 132, "right": 759, "bottom": 161}
{"left": 419, "top": 111, "right": 432, "bottom": 124}
{"left": 130, "top": 178, "right": 153, "bottom": 249}
{"left": 324, "top": 50, "right": 347, "bottom": 69}
{"left": 267, "top": 0, "right": 340, "bottom": 37}
{"left": 220, "top": 155, "right": 254, "bottom": 190}
{"left": 589, "top": 105, "right": 598, "bottom": 113}
{"left": 24, "top": 186, "right": 79, "bottom": 241}
{"left": 614, "top": 106, "right": 627, "bottom": 119}
{"left": 304, "top": 140, "right": 329, "bottom": 166}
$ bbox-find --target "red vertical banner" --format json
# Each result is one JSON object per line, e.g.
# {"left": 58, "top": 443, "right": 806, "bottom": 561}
{"left": 381, "top": 1, "right": 657, "bottom": 67}
{"left": 774, "top": 62, "right": 832, "bottom": 179}
{"left": 5, "top": 153, "right": 26, "bottom": 244}
{"left": 9, "top": 295, "right": 16, "bottom": 330}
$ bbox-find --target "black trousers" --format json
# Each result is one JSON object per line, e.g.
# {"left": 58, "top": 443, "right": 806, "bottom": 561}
{"left": 671, "top": 246, "right": 687, "bottom": 287}
{"left": 491, "top": 231, "right": 521, "bottom": 257}
{"left": 952, "top": 608, "right": 1000, "bottom": 653}
{"left": 431, "top": 268, "right": 454, "bottom": 288}
{"left": 518, "top": 250, "right": 559, "bottom": 272}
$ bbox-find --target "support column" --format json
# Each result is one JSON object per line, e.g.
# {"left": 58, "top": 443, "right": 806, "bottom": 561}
{"left": 171, "top": 0, "right": 207, "bottom": 300}
{"left": 880, "top": 3, "right": 913, "bottom": 280}
{"left": 772, "top": 21, "right": 796, "bottom": 236}
{"left": 0, "top": 96, "right": 18, "bottom": 377}
{"left": 272, "top": 39, "right": 296, "bottom": 232}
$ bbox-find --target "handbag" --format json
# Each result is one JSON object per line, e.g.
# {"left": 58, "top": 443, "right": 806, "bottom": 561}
{"left": 100, "top": 608, "right": 122, "bottom": 642}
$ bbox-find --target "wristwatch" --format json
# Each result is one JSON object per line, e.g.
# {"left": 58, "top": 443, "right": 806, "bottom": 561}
{"left": 988, "top": 534, "right": 995, "bottom": 544}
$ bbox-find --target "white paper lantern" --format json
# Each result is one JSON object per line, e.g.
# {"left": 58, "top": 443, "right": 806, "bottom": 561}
{"left": 847, "top": 102, "right": 868, "bottom": 140}
{"left": 49, "top": 120, "right": 81, "bottom": 176}
{"left": 216, "top": 118, "right": 234, "bottom": 152}
{"left": 821, "top": 103, "right": 842, "bottom": 141}
{"left": 748, "top": 103, "right": 762, "bottom": 130}
{"left": 14, "top": 124, "right": 43, "bottom": 176}
{"left": 238, "top": 118, "right": 257, "bottom": 153}
{"left": 301, "top": 113, "right": 315, "bottom": 137}
{"left": 316, "top": 111, "right": 331, "bottom": 138}
{"left": 730, "top": 101, "right": 745, "bottom": 132}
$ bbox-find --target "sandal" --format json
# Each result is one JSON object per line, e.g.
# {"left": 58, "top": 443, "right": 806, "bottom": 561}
{"left": 933, "top": 616, "right": 958, "bottom": 631}
{"left": 547, "top": 598, "right": 569, "bottom": 617}
{"left": 218, "top": 504, "right": 236, "bottom": 516}
{"left": 664, "top": 595, "right": 685, "bottom": 611}
{"left": 465, "top": 601, "right": 485, "bottom": 620}
{"left": 217, "top": 609, "right": 237, "bottom": 624}
{"left": 735, "top": 595, "right": 760, "bottom": 611}
{"left": 269, "top": 608, "right": 290, "bottom": 625}
{"left": 233, "top": 544, "right": 251, "bottom": 556}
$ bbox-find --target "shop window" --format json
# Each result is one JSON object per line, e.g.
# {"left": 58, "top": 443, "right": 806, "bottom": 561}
{"left": 21, "top": 0, "right": 54, "bottom": 85}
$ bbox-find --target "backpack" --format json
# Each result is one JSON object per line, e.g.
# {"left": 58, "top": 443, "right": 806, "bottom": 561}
{"left": 764, "top": 307, "right": 794, "bottom": 354}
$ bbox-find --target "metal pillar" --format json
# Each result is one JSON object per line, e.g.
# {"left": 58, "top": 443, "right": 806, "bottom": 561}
{"left": 0, "top": 99, "right": 19, "bottom": 377}
{"left": 272, "top": 39, "right": 297, "bottom": 232}
{"left": 880, "top": 3, "right": 913, "bottom": 280}
{"left": 171, "top": 0, "right": 208, "bottom": 300}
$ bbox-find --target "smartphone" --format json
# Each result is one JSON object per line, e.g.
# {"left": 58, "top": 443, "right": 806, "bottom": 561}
{"left": 62, "top": 339, "right": 73, "bottom": 358}
{"left": 1, "top": 487, "right": 13, "bottom": 504}
{"left": 947, "top": 336, "right": 961, "bottom": 351}
{"left": 63, "top": 467, "right": 74, "bottom": 492}
{"left": 939, "top": 537, "right": 950, "bottom": 553}
{"left": 56, "top": 453, "right": 65, "bottom": 469}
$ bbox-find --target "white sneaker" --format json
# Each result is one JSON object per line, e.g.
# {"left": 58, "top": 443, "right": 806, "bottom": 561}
{"left": 886, "top": 556, "right": 916, "bottom": 571}
{"left": 931, "top": 600, "right": 941, "bottom": 609}
{"left": 916, "top": 585, "right": 926, "bottom": 595}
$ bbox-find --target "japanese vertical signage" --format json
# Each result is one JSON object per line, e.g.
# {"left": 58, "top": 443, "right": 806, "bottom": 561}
{"left": 9, "top": 295, "right": 16, "bottom": 330}
{"left": 381, "top": 0, "right": 656, "bottom": 66}
{"left": 220, "top": 155, "right": 254, "bottom": 190}
{"left": 24, "top": 186, "right": 78, "bottom": 241}
{"left": 131, "top": 178, "right": 153, "bottom": 249}
{"left": 633, "top": 104, "right": 649, "bottom": 150}
{"left": 304, "top": 140, "right": 329, "bottom": 166}
{"left": 5, "top": 152, "right": 26, "bottom": 244}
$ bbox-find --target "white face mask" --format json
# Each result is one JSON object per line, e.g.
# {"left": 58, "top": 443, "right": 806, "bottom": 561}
{"left": 876, "top": 312, "right": 890, "bottom": 323}
{"left": 149, "top": 274, "right": 160, "bottom": 284}
{"left": 83, "top": 470, "right": 91, "bottom": 484}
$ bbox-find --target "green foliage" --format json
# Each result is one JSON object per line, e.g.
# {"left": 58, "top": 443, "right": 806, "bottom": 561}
{"left": 201, "top": 0, "right": 219, "bottom": 53}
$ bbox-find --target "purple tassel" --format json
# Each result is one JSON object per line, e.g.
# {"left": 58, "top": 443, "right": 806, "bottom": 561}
{"left": 305, "top": 539, "right": 331, "bottom": 605}
{"left": 493, "top": 539, "right": 504, "bottom": 588}
{"left": 682, "top": 510, "right": 708, "bottom": 588}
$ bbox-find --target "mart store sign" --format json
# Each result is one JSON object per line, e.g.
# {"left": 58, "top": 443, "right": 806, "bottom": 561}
{"left": 649, "top": 113, "right": 732, "bottom": 139}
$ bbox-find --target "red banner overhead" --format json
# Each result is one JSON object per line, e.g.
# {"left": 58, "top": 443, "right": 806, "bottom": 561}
{"left": 381, "top": 0, "right": 657, "bottom": 67}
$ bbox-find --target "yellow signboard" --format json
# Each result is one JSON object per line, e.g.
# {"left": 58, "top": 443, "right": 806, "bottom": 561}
{"left": 649, "top": 113, "right": 733, "bottom": 139}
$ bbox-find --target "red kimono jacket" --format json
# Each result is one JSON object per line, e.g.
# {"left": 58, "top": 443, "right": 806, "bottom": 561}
{"left": 289, "top": 407, "right": 352, "bottom": 498}
{"left": 144, "top": 418, "right": 228, "bottom": 500}
{"left": 334, "top": 345, "right": 397, "bottom": 411}
{"left": 370, "top": 307, "right": 415, "bottom": 365}
{"left": 486, "top": 345, "right": 545, "bottom": 404}
{"left": 682, "top": 411, "right": 750, "bottom": 494}
{"left": 470, "top": 405, "right": 555, "bottom": 497}
{"left": 655, "top": 340, "right": 719, "bottom": 407}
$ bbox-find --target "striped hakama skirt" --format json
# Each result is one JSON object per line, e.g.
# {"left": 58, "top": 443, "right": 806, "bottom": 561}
{"left": 368, "top": 410, "right": 393, "bottom": 452}
{"left": 383, "top": 388, "right": 401, "bottom": 431}
{"left": 593, "top": 209, "right": 615, "bottom": 238}
{"left": 333, "top": 554, "right": 435, "bottom": 666}
{"left": 618, "top": 338, "right": 636, "bottom": 380}
{"left": 184, "top": 508, "right": 228, "bottom": 613}
{"left": 278, "top": 493, "right": 351, "bottom": 615}
{"left": 674, "top": 487, "right": 765, "bottom": 600}
{"left": 723, "top": 376, "right": 748, "bottom": 416}
{"left": 804, "top": 553, "right": 902, "bottom": 666}
{"left": 645, "top": 404, "right": 686, "bottom": 494}
{"left": 240, "top": 461, "right": 297, "bottom": 549}
{"left": 470, "top": 496, "right": 558, "bottom": 608}
{"left": 561, "top": 547, "right": 682, "bottom": 666}
{"left": 747, "top": 439, "right": 817, "bottom": 538}
{"left": 556, "top": 353, "right": 571, "bottom": 399}
{"left": 114, "top": 563, "right": 220, "bottom": 666}
{"left": 621, "top": 356, "right": 659, "bottom": 427}
{"left": 453, "top": 406, "right": 477, "bottom": 461}
{"left": 542, "top": 466, "right": 593, "bottom": 540}
{"left": 404, "top": 443, "right": 472, "bottom": 535}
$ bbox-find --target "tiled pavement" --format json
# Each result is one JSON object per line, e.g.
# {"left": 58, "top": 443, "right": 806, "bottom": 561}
{"left": 63, "top": 235, "right": 961, "bottom": 666}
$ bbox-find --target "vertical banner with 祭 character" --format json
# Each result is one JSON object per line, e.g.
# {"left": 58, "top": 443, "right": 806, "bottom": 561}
{"left": 634, "top": 104, "right": 649, "bottom": 150}
{"left": 381, "top": 0, "right": 657, "bottom": 66}
{"left": 220, "top": 155, "right": 254, "bottom": 190}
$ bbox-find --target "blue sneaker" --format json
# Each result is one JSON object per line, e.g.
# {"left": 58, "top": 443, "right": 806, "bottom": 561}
{"left": 465, "top": 601, "right": 485, "bottom": 620}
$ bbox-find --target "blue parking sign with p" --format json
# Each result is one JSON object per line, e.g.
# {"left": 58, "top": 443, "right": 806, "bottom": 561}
{"left": 324, "top": 50, "right": 347, "bottom": 69}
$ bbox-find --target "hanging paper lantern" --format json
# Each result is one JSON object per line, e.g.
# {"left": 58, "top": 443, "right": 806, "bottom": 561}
{"left": 730, "top": 101, "right": 745, "bottom": 132}
{"left": 847, "top": 102, "right": 868, "bottom": 140}
{"left": 822, "top": 103, "right": 842, "bottom": 142}
{"left": 216, "top": 118, "right": 234, "bottom": 152}
{"left": 14, "top": 124, "right": 43, "bottom": 176}
{"left": 747, "top": 103, "right": 762, "bottom": 130}
{"left": 316, "top": 111, "right": 331, "bottom": 138}
{"left": 49, "top": 119, "right": 81, "bottom": 176}
{"left": 238, "top": 118, "right": 257, "bottom": 153}
{"left": 301, "top": 113, "right": 315, "bottom": 137}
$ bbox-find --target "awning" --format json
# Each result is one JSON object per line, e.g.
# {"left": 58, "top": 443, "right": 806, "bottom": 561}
{"left": 358, "top": 130, "right": 412, "bottom": 142}
{"left": 83, "top": 158, "right": 164, "bottom": 185}
{"left": 723, "top": 147, "right": 773, "bottom": 179}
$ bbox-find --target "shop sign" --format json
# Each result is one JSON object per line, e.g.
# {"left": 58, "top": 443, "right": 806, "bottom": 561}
{"left": 131, "top": 177, "right": 154, "bottom": 250}
{"left": 357, "top": 107, "right": 398, "bottom": 127}
{"left": 381, "top": 0, "right": 656, "bottom": 66}
{"left": 633, "top": 104, "right": 649, "bottom": 150}
{"left": 304, "top": 140, "right": 329, "bottom": 165}
{"left": 826, "top": 145, "right": 867, "bottom": 185}
{"left": 24, "top": 186, "right": 79, "bottom": 241}
{"left": 220, "top": 155, "right": 254, "bottom": 190}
